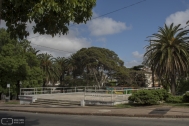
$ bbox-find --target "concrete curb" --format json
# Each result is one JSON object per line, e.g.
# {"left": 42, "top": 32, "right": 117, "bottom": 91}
{"left": 1, "top": 109, "right": 189, "bottom": 118}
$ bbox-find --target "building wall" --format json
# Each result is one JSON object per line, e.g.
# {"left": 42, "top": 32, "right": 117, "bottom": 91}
{"left": 142, "top": 67, "right": 159, "bottom": 87}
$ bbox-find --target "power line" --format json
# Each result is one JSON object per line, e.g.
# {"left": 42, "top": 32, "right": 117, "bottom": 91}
{"left": 30, "top": 43, "right": 74, "bottom": 53}
{"left": 92, "top": 0, "right": 146, "bottom": 19}
{"left": 27, "top": 0, "right": 147, "bottom": 40}
{"left": 28, "top": 0, "right": 147, "bottom": 52}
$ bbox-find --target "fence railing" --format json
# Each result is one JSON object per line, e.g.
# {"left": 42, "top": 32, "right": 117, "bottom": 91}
{"left": 20, "top": 86, "right": 101, "bottom": 95}
{"left": 20, "top": 87, "right": 162, "bottom": 102}
{"left": 20, "top": 86, "right": 162, "bottom": 95}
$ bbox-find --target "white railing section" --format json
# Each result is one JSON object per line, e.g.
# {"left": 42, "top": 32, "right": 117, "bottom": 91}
{"left": 20, "top": 86, "right": 162, "bottom": 95}
{"left": 20, "top": 86, "right": 162, "bottom": 102}
{"left": 20, "top": 86, "right": 101, "bottom": 95}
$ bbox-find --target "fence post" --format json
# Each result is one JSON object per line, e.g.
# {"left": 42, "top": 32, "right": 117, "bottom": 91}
{"left": 20, "top": 88, "right": 22, "bottom": 95}
{"left": 84, "top": 87, "right": 86, "bottom": 100}
{"left": 111, "top": 90, "right": 113, "bottom": 102}
{"left": 75, "top": 87, "right": 76, "bottom": 93}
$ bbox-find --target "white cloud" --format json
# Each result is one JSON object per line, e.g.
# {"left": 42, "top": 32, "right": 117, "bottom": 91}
{"left": 125, "top": 60, "right": 142, "bottom": 68}
{"left": 29, "top": 30, "right": 91, "bottom": 57}
{"left": 0, "top": 20, "right": 91, "bottom": 58}
{"left": 165, "top": 9, "right": 189, "bottom": 28}
{"left": 132, "top": 51, "right": 143, "bottom": 59}
{"left": 88, "top": 17, "right": 130, "bottom": 36}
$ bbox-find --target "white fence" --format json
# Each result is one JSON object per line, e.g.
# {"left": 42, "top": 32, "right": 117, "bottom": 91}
{"left": 20, "top": 87, "right": 162, "bottom": 102}
{"left": 20, "top": 86, "right": 162, "bottom": 95}
{"left": 20, "top": 86, "right": 102, "bottom": 95}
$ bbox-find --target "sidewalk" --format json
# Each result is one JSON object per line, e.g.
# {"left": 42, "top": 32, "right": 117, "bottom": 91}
{"left": 1, "top": 102, "right": 189, "bottom": 118}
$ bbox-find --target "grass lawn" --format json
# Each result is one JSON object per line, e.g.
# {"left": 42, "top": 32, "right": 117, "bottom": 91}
{"left": 4, "top": 101, "right": 19, "bottom": 104}
{"left": 162, "top": 102, "right": 189, "bottom": 107}
{"left": 115, "top": 102, "right": 189, "bottom": 108}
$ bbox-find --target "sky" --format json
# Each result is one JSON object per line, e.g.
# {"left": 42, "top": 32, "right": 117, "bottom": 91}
{"left": 1, "top": 0, "right": 189, "bottom": 68}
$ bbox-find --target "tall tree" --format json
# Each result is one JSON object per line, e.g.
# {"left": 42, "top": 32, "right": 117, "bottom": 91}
{"left": 1, "top": 0, "right": 96, "bottom": 39}
{"left": 53, "top": 57, "right": 68, "bottom": 86}
{"left": 38, "top": 53, "right": 56, "bottom": 87}
{"left": 71, "top": 47, "right": 127, "bottom": 87}
{"left": 0, "top": 28, "right": 42, "bottom": 99}
{"left": 144, "top": 23, "right": 189, "bottom": 95}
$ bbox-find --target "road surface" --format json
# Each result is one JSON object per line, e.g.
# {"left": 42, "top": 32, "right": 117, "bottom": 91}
{"left": 0, "top": 111, "right": 189, "bottom": 126}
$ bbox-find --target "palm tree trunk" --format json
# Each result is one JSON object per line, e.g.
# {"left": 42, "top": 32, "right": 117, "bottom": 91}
{"left": 171, "top": 75, "right": 176, "bottom": 95}
{"left": 152, "top": 67, "right": 155, "bottom": 87}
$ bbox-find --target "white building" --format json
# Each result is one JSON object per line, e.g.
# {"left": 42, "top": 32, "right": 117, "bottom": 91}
{"left": 142, "top": 66, "right": 159, "bottom": 87}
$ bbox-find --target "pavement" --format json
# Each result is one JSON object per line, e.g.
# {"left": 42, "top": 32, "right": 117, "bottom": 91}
{"left": 1, "top": 101, "right": 189, "bottom": 118}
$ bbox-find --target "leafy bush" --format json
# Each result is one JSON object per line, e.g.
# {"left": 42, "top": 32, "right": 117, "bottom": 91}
{"left": 177, "top": 78, "right": 189, "bottom": 94}
{"left": 128, "top": 90, "right": 160, "bottom": 105}
{"left": 165, "top": 95, "right": 183, "bottom": 103}
{"left": 151, "top": 89, "right": 169, "bottom": 101}
{"left": 128, "top": 89, "right": 170, "bottom": 105}
{"left": 183, "top": 92, "right": 189, "bottom": 102}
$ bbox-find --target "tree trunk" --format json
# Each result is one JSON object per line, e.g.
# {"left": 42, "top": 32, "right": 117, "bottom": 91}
{"left": 92, "top": 68, "right": 100, "bottom": 87}
{"left": 16, "top": 80, "right": 20, "bottom": 100}
{"left": 171, "top": 75, "right": 176, "bottom": 95}
{"left": 60, "top": 71, "right": 65, "bottom": 86}
{"left": 152, "top": 67, "right": 155, "bottom": 87}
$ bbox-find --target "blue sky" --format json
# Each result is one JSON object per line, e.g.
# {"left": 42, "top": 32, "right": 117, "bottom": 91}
{"left": 83, "top": 0, "right": 189, "bottom": 67}
{"left": 1, "top": 0, "right": 189, "bottom": 68}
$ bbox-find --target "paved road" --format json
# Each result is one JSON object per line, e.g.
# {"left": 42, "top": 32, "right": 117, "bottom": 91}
{"left": 0, "top": 111, "right": 189, "bottom": 126}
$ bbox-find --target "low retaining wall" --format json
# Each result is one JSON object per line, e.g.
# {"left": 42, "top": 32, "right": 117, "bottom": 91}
{"left": 18, "top": 95, "right": 37, "bottom": 105}
{"left": 82, "top": 100, "right": 128, "bottom": 106}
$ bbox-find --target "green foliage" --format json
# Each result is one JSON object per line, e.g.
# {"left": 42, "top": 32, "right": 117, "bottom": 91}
{"left": 128, "top": 90, "right": 160, "bottom": 105}
{"left": 165, "top": 95, "right": 183, "bottom": 103}
{"left": 71, "top": 47, "right": 128, "bottom": 87}
{"left": 128, "top": 89, "right": 170, "bottom": 105}
{"left": 1, "top": 0, "right": 96, "bottom": 39}
{"left": 177, "top": 78, "right": 189, "bottom": 95}
{"left": 128, "top": 69, "right": 146, "bottom": 87}
{"left": 144, "top": 23, "right": 189, "bottom": 95}
{"left": 151, "top": 89, "right": 169, "bottom": 101}
{"left": 183, "top": 92, "right": 189, "bottom": 102}
{"left": 0, "top": 28, "right": 42, "bottom": 98}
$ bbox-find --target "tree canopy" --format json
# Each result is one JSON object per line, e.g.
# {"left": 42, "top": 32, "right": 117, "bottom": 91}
{"left": 0, "top": 0, "right": 96, "bottom": 39}
{"left": 70, "top": 47, "right": 128, "bottom": 87}
{"left": 144, "top": 23, "right": 189, "bottom": 95}
{"left": 0, "top": 28, "right": 42, "bottom": 99}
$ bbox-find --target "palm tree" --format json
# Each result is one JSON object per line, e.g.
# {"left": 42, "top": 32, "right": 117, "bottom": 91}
{"left": 38, "top": 53, "right": 56, "bottom": 87}
{"left": 144, "top": 23, "right": 189, "bottom": 95}
{"left": 53, "top": 57, "right": 68, "bottom": 86}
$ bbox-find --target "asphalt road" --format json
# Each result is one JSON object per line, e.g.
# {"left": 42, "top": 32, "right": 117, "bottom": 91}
{"left": 0, "top": 111, "right": 189, "bottom": 126}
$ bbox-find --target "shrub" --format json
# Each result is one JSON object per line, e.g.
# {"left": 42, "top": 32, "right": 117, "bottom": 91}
{"left": 183, "top": 92, "right": 189, "bottom": 102}
{"left": 165, "top": 95, "right": 183, "bottom": 103}
{"left": 151, "top": 89, "right": 169, "bottom": 101}
{"left": 128, "top": 90, "right": 160, "bottom": 105}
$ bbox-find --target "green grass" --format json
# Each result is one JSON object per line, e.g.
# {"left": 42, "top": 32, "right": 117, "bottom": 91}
{"left": 115, "top": 103, "right": 133, "bottom": 108}
{"left": 115, "top": 102, "right": 189, "bottom": 108}
{"left": 5, "top": 101, "right": 19, "bottom": 104}
{"left": 162, "top": 102, "right": 189, "bottom": 107}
